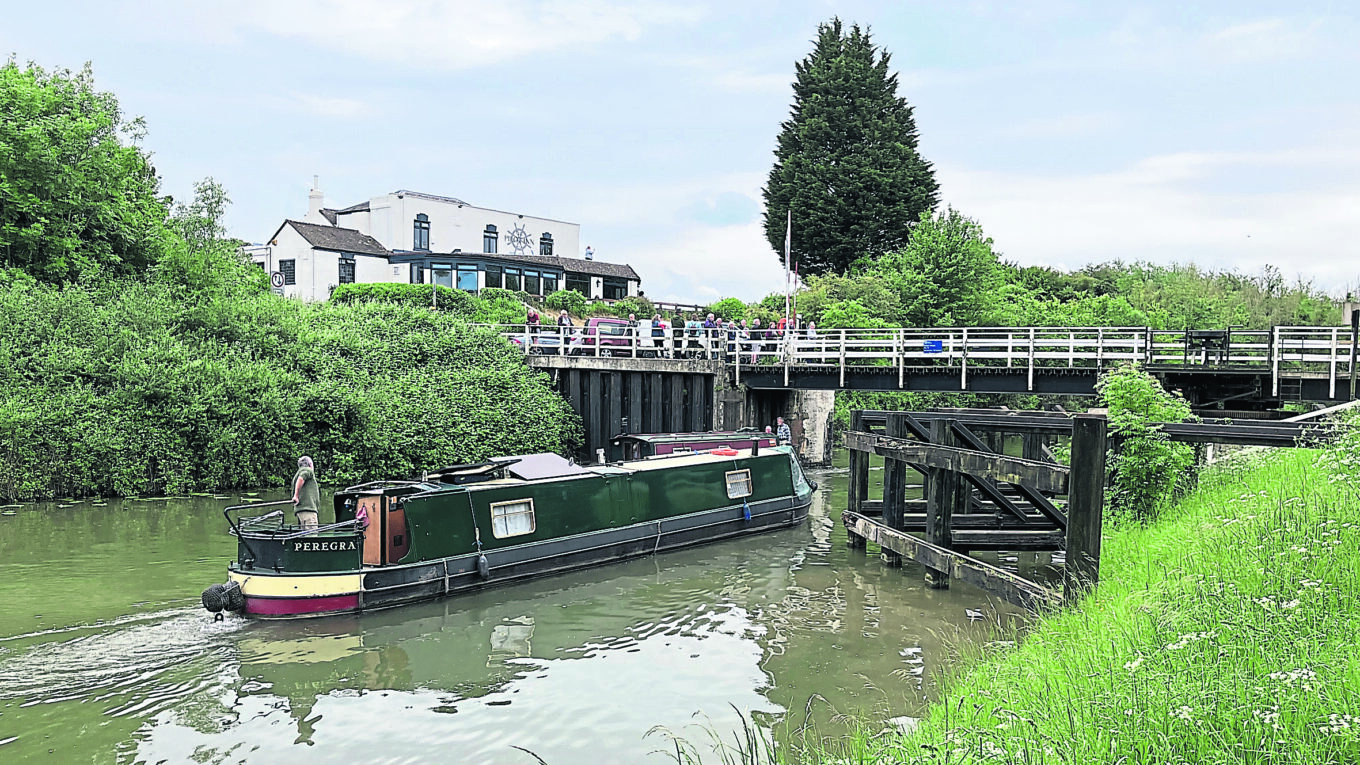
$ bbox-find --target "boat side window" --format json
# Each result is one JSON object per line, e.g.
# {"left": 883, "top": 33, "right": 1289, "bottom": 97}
{"left": 490, "top": 498, "right": 536, "bottom": 538}
{"left": 673, "top": 446, "right": 692, "bottom": 454}
{"left": 725, "top": 469, "right": 753, "bottom": 499}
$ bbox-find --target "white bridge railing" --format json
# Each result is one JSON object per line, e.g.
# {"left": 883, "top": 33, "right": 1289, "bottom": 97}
{"left": 476, "top": 324, "right": 1358, "bottom": 397}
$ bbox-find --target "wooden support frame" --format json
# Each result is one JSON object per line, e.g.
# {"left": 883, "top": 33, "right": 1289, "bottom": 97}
{"left": 844, "top": 511, "right": 1061, "bottom": 610}
{"left": 843, "top": 408, "right": 1109, "bottom": 610}
{"left": 845, "top": 431, "right": 1070, "bottom": 494}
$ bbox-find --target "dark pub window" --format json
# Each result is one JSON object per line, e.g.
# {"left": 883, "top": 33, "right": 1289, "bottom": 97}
{"left": 484, "top": 265, "right": 503, "bottom": 289}
{"left": 543, "top": 272, "right": 559, "bottom": 294}
{"left": 338, "top": 258, "right": 356, "bottom": 284}
{"left": 602, "top": 278, "right": 627, "bottom": 300}
{"left": 565, "top": 273, "right": 590, "bottom": 296}
{"left": 413, "top": 213, "right": 430, "bottom": 251}
{"left": 524, "top": 269, "right": 541, "bottom": 295}
{"left": 280, "top": 259, "right": 296, "bottom": 285}
{"left": 504, "top": 267, "right": 521, "bottom": 292}
{"left": 410, "top": 263, "right": 424, "bottom": 284}
{"left": 539, "top": 232, "right": 553, "bottom": 257}
{"left": 483, "top": 224, "right": 498, "bottom": 254}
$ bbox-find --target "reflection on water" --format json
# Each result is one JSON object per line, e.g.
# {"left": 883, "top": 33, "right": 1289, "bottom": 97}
{"left": 0, "top": 454, "right": 1037, "bottom": 764}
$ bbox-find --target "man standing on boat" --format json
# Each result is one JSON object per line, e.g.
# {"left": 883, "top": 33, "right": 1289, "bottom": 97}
{"left": 291, "top": 456, "right": 320, "bottom": 529}
{"left": 776, "top": 417, "right": 792, "bottom": 447}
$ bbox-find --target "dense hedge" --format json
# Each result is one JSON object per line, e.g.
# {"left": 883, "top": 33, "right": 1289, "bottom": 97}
{"left": 329, "top": 282, "right": 474, "bottom": 315}
{"left": 0, "top": 281, "right": 580, "bottom": 501}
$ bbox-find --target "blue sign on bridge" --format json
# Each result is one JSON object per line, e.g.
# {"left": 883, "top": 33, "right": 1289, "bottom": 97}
{"left": 923, "top": 340, "right": 944, "bottom": 353}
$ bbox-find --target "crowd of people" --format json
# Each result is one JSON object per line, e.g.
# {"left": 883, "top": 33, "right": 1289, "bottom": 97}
{"left": 520, "top": 307, "right": 821, "bottom": 363}
{"left": 631, "top": 311, "right": 819, "bottom": 362}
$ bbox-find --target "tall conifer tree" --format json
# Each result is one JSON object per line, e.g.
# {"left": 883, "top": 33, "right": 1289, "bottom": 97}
{"left": 762, "top": 18, "right": 938, "bottom": 275}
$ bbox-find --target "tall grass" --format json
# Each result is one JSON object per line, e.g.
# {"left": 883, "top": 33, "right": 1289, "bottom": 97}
{"left": 718, "top": 418, "right": 1360, "bottom": 763}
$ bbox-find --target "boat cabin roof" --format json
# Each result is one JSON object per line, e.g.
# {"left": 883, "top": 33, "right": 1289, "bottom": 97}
{"left": 427, "top": 448, "right": 782, "bottom": 492}
{"left": 613, "top": 430, "right": 769, "bottom": 445}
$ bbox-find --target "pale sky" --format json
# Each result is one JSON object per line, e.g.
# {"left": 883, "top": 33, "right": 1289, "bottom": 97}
{"left": 5, "top": 1, "right": 1358, "bottom": 301}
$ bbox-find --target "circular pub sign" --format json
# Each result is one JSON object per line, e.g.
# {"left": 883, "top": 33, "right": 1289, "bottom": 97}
{"left": 270, "top": 271, "right": 285, "bottom": 289}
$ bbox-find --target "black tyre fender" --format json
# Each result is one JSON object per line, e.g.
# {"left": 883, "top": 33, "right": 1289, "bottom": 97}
{"left": 201, "top": 583, "right": 226, "bottom": 613}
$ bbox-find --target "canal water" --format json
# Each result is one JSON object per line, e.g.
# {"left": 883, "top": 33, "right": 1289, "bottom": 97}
{"left": 0, "top": 453, "right": 1044, "bottom": 764}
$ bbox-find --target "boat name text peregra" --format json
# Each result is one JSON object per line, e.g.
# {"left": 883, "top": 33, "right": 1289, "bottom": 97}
{"left": 292, "top": 540, "right": 359, "bottom": 552}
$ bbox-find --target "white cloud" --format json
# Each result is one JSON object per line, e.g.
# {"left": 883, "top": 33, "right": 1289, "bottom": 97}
{"left": 209, "top": 0, "right": 703, "bottom": 70}
{"left": 938, "top": 145, "right": 1360, "bottom": 289}
{"left": 627, "top": 221, "right": 786, "bottom": 303}
{"left": 1203, "top": 18, "right": 1321, "bottom": 63}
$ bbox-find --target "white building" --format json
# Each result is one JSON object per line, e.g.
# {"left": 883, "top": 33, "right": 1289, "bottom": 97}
{"left": 249, "top": 182, "right": 641, "bottom": 302}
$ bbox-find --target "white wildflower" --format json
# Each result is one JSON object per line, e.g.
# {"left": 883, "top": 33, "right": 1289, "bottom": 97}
{"left": 1321, "top": 714, "right": 1356, "bottom": 735}
{"left": 1268, "top": 668, "right": 1317, "bottom": 691}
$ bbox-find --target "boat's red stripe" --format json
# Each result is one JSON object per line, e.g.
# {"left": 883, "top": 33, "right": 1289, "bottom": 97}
{"left": 245, "top": 594, "right": 360, "bottom": 616}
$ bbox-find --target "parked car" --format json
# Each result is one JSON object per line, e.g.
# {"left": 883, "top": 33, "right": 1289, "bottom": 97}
{"left": 569, "top": 317, "right": 657, "bottom": 357}
{"left": 509, "top": 332, "right": 563, "bottom": 355}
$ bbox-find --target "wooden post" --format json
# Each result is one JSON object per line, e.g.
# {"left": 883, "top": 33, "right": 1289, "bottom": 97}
{"left": 884, "top": 414, "right": 908, "bottom": 528}
{"left": 924, "top": 418, "right": 959, "bottom": 589}
{"left": 1064, "top": 414, "right": 1107, "bottom": 605}
{"left": 846, "top": 412, "right": 869, "bottom": 549}
{"left": 1350, "top": 308, "right": 1358, "bottom": 401}
{"left": 1022, "top": 433, "right": 1042, "bottom": 461}
{"left": 881, "top": 414, "right": 907, "bottom": 567}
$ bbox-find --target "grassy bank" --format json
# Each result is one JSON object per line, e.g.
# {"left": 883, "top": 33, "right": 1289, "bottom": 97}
{"left": 775, "top": 427, "right": 1360, "bottom": 763}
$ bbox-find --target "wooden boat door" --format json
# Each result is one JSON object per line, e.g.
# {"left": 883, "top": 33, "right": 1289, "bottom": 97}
{"left": 359, "top": 496, "right": 383, "bottom": 565}
{"left": 385, "top": 497, "right": 410, "bottom": 563}
{"left": 358, "top": 495, "right": 410, "bottom": 565}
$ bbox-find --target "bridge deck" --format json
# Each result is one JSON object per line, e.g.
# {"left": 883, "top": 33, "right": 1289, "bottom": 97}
{"left": 486, "top": 324, "right": 1360, "bottom": 405}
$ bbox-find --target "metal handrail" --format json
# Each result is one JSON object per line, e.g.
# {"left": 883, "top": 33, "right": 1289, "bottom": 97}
{"left": 222, "top": 499, "right": 295, "bottom": 562}
{"left": 236, "top": 518, "right": 365, "bottom": 541}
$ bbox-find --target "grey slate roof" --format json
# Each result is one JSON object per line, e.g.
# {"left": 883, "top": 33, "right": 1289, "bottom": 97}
{"left": 284, "top": 220, "right": 390, "bottom": 257}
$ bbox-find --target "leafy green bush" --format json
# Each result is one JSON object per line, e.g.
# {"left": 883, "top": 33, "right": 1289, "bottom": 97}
{"left": 1098, "top": 364, "right": 1195, "bottom": 523}
{"left": 471, "top": 288, "right": 528, "bottom": 325}
{"left": 544, "top": 289, "right": 587, "bottom": 315}
{"left": 818, "top": 299, "right": 890, "bottom": 329}
{"left": 329, "top": 282, "right": 474, "bottom": 316}
{"left": 609, "top": 296, "right": 653, "bottom": 319}
{"left": 706, "top": 297, "right": 747, "bottom": 322}
{"left": 0, "top": 280, "right": 579, "bottom": 501}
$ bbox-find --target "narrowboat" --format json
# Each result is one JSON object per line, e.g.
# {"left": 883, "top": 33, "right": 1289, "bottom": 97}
{"left": 201, "top": 446, "right": 814, "bottom": 619}
{"left": 613, "top": 430, "right": 776, "bottom": 460}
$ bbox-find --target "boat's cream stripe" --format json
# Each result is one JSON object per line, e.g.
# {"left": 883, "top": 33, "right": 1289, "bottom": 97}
{"left": 229, "top": 571, "right": 361, "bottom": 598}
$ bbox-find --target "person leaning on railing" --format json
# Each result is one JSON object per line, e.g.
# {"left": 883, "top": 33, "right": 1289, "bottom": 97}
{"left": 527, "top": 308, "right": 541, "bottom": 345}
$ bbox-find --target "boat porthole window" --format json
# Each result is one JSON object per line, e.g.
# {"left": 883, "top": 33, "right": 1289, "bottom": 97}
{"left": 490, "top": 498, "right": 536, "bottom": 538}
{"left": 725, "top": 469, "right": 753, "bottom": 499}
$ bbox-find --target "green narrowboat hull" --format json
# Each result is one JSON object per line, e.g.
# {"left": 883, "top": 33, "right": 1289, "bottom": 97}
{"left": 212, "top": 447, "right": 815, "bottom": 619}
